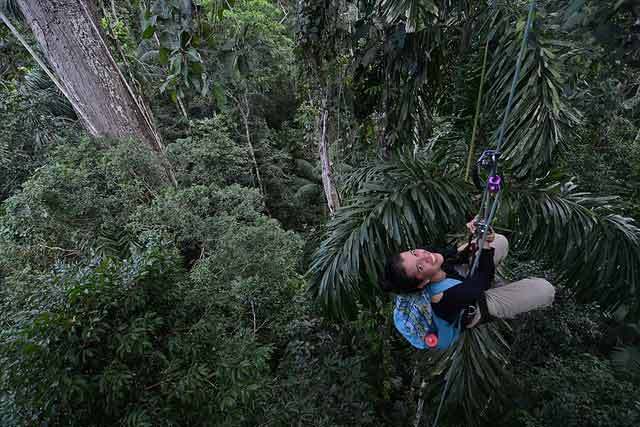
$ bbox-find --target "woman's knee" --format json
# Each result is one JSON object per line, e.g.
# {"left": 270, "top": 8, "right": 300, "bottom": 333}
{"left": 532, "top": 278, "right": 555, "bottom": 305}
{"left": 491, "top": 233, "right": 509, "bottom": 264}
{"left": 492, "top": 233, "right": 509, "bottom": 249}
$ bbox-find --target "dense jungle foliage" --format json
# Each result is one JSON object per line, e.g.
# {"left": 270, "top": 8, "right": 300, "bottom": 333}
{"left": 0, "top": 0, "right": 639, "bottom": 426}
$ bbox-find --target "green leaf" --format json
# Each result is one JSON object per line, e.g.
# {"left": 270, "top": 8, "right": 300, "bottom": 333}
{"left": 212, "top": 83, "right": 226, "bottom": 107}
{"left": 159, "top": 47, "right": 170, "bottom": 65}
{"left": 159, "top": 77, "right": 173, "bottom": 94}
{"left": 142, "top": 15, "right": 158, "bottom": 39}
{"left": 141, "top": 24, "right": 156, "bottom": 39}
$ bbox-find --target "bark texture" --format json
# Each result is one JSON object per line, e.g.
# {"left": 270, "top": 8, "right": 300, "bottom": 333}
{"left": 317, "top": 89, "right": 340, "bottom": 216}
{"left": 17, "top": 0, "right": 164, "bottom": 153}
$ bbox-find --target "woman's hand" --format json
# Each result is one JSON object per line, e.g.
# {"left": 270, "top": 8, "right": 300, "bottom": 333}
{"left": 466, "top": 217, "right": 495, "bottom": 249}
{"left": 482, "top": 229, "right": 496, "bottom": 249}
{"left": 465, "top": 218, "right": 478, "bottom": 235}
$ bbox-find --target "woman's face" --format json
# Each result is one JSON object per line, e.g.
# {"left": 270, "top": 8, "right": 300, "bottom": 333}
{"left": 399, "top": 248, "right": 444, "bottom": 285}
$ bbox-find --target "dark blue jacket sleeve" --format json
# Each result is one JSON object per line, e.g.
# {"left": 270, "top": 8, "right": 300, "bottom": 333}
{"left": 433, "top": 248, "right": 495, "bottom": 322}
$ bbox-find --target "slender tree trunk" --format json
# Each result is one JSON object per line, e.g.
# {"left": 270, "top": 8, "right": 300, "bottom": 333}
{"left": 16, "top": 0, "right": 169, "bottom": 159}
{"left": 242, "top": 102, "right": 265, "bottom": 199}
{"left": 231, "top": 90, "right": 266, "bottom": 202}
{"left": 317, "top": 87, "right": 340, "bottom": 215}
{"left": 177, "top": 96, "right": 189, "bottom": 122}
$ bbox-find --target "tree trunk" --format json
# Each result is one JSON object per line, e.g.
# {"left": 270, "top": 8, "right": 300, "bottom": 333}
{"left": 317, "top": 88, "right": 340, "bottom": 216}
{"left": 239, "top": 91, "right": 266, "bottom": 202}
{"left": 16, "top": 0, "right": 166, "bottom": 157}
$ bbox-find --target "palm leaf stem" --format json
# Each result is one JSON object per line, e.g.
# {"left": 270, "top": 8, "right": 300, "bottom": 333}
{"left": 464, "top": 37, "right": 491, "bottom": 183}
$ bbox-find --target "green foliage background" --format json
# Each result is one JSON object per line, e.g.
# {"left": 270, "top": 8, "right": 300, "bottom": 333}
{"left": 1, "top": 0, "right": 640, "bottom": 426}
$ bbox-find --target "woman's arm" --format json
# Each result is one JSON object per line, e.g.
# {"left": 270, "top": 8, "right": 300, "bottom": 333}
{"left": 432, "top": 247, "right": 495, "bottom": 328}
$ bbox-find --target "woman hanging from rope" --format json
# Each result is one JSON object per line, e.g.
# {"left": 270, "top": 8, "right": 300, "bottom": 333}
{"left": 379, "top": 218, "right": 555, "bottom": 350}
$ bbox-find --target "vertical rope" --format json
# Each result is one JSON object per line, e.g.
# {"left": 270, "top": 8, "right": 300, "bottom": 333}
{"left": 469, "top": 0, "right": 537, "bottom": 276}
{"left": 495, "top": 0, "right": 537, "bottom": 153}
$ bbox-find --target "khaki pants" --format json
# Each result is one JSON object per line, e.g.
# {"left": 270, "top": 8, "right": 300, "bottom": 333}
{"left": 459, "top": 234, "right": 555, "bottom": 320}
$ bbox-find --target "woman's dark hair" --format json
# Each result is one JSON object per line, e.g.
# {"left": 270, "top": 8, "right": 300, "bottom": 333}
{"left": 380, "top": 254, "right": 422, "bottom": 293}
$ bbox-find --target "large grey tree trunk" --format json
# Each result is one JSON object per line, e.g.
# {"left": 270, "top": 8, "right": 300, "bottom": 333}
{"left": 16, "top": 0, "right": 165, "bottom": 156}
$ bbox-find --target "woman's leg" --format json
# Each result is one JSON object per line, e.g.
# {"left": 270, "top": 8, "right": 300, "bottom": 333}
{"left": 491, "top": 233, "right": 509, "bottom": 267}
{"left": 483, "top": 278, "right": 555, "bottom": 319}
{"left": 491, "top": 233, "right": 509, "bottom": 287}
{"left": 466, "top": 277, "right": 555, "bottom": 328}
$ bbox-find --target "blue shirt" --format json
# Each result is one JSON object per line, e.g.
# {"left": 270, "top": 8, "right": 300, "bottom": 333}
{"left": 393, "top": 278, "right": 462, "bottom": 350}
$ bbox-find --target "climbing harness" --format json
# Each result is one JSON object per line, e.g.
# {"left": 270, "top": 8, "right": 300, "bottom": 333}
{"left": 468, "top": 0, "right": 537, "bottom": 277}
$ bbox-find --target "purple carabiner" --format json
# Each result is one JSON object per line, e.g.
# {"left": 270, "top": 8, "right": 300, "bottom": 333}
{"left": 487, "top": 175, "right": 502, "bottom": 193}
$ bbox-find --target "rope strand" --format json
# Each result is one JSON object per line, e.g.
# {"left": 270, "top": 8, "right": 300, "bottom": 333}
{"left": 470, "top": 0, "right": 536, "bottom": 276}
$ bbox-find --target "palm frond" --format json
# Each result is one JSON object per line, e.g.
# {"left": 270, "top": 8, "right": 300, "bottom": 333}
{"left": 350, "top": 1, "right": 450, "bottom": 153}
{"left": 425, "top": 322, "right": 511, "bottom": 426}
{"left": 505, "top": 179, "right": 640, "bottom": 317}
{"left": 378, "top": 0, "right": 439, "bottom": 29}
{"left": 420, "top": 116, "right": 473, "bottom": 177}
{"left": 611, "top": 345, "right": 640, "bottom": 381}
{"left": 381, "top": 33, "right": 443, "bottom": 152}
{"left": 20, "top": 67, "right": 75, "bottom": 118}
{"left": 486, "top": 8, "right": 582, "bottom": 178}
{"left": 309, "top": 152, "right": 471, "bottom": 318}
